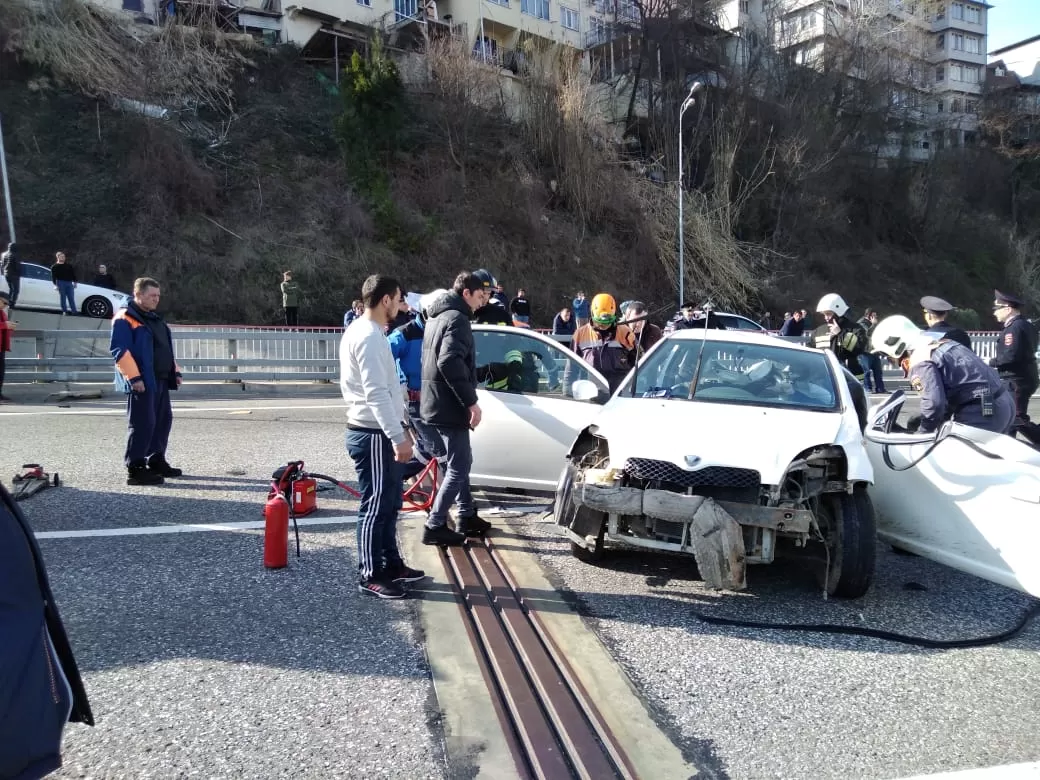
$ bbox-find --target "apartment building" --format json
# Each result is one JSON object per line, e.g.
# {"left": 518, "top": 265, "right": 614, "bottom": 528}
{"left": 985, "top": 34, "right": 1040, "bottom": 149}
{"left": 931, "top": 0, "right": 989, "bottom": 148}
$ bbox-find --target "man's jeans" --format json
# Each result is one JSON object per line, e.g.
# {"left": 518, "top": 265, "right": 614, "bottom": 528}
{"left": 858, "top": 353, "right": 886, "bottom": 393}
{"left": 427, "top": 425, "right": 476, "bottom": 529}
{"left": 57, "top": 281, "right": 76, "bottom": 314}
{"left": 346, "top": 428, "right": 404, "bottom": 581}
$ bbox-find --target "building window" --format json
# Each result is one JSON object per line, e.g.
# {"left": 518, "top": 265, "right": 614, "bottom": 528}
{"left": 935, "top": 66, "right": 944, "bottom": 82}
{"left": 936, "top": 33, "right": 945, "bottom": 49}
{"left": 937, "top": 100, "right": 943, "bottom": 113}
{"left": 965, "top": 99, "right": 978, "bottom": 114}
{"left": 740, "top": 0, "right": 749, "bottom": 12}
{"left": 521, "top": 0, "right": 550, "bottom": 19}
{"left": 122, "top": 0, "right": 143, "bottom": 10}
{"left": 561, "top": 5, "right": 579, "bottom": 29}
{"left": 951, "top": 2, "right": 963, "bottom": 19}
{"left": 965, "top": 36, "right": 980, "bottom": 53}
{"left": 995, "top": 66, "right": 1006, "bottom": 77}
{"left": 964, "top": 131, "right": 977, "bottom": 146}
{"left": 965, "top": 5, "right": 980, "bottom": 23}
{"left": 951, "top": 97, "right": 962, "bottom": 113}
{"left": 357, "top": 0, "right": 371, "bottom": 6}
{"left": 952, "top": 33, "right": 964, "bottom": 50}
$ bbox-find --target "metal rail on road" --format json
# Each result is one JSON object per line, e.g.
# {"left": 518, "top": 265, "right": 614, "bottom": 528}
{"left": 2, "top": 326, "right": 1011, "bottom": 384}
{"left": 442, "top": 535, "right": 636, "bottom": 780}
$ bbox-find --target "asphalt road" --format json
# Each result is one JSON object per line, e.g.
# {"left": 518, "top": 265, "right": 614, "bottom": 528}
{"left": 3, "top": 394, "right": 1039, "bottom": 780}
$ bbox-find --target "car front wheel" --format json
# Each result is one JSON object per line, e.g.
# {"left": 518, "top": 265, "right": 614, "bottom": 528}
{"left": 816, "top": 486, "right": 877, "bottom": 598}
{"left": 555, "top": 462, "right": 607, "bottom": 563}
{"left": 82, "top": 296, "right": 113, "bottom": 319}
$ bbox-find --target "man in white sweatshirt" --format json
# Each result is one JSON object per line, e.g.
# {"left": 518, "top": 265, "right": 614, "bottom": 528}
{"left": 341, "top": 274, "right": 425, "bottom": 599}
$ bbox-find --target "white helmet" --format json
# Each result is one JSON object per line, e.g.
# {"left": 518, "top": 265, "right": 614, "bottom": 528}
{"left": 816, "top": 293, "right": 849, "bottom": 317}
{"left": 871, "top": 315, "right": 928, "bottom": 360}
{"left": 419, "top": 288, "right": 449, "bottom": 320}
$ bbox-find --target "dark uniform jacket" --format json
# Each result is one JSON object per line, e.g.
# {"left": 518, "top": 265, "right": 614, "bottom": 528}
{"left": 420, "top": 291, "right": 478, "bottom": 428}
{"left": 812, "top": 314, "right": 868, "bottom": 377}
{"left": 990, "top": 313, "right": 1039, "bottom": 392}
{"left": 911, "top": 340, "right": 1015, "bottom": 434}
{"left": 473, "top": 301, "right": 511, "bottom": 326}
{"left": 923, "top": 321, "right": 972, "bottom": 350}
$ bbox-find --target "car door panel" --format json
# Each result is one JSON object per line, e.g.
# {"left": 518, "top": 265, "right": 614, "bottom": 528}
{"left": 470, "top": 327, "right": 609, "bottom": 490}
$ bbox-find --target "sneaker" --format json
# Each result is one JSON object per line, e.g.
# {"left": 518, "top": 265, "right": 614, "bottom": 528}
{"left": 358, "top": 577, "right": 407, "bottom": 599}
{"left": 388, "top": 563, "right": 428, "bottom": 583}
{"left": 422, "top": 524, "right": 467, "bottom": 546}
{"left": 127, "top": 465, "right": 164, "bottom": 485}
{"left": 458, "top": 513, "right": 492, "bottom": 537}
{"left": 148, "top": 458, "right": 183, "bottom": 477}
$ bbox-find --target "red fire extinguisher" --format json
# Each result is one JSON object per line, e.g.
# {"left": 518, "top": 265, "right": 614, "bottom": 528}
{"left": 264, "top": 492, "right": 290, "bottom": 569}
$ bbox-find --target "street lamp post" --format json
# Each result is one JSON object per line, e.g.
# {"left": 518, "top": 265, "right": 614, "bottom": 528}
{"left": 0, "top": 113, "right": 15, "bottom": 245}
{"left": 677, "top": 81, "right": 703, "bottom": 309}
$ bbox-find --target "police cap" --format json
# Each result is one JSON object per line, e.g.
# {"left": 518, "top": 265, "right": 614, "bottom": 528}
{"left": 920, "top": 296, "right": 954, "bottom": 313}
{"left": 994, "top": 289, "right": 1025, "bottom": 308}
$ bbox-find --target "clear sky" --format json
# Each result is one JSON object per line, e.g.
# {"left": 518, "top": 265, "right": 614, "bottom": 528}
{"left": 987, "top": 0, "right": 1040, "bottom": 54}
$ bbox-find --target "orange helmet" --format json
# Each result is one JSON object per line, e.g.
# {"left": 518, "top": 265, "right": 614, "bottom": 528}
{"left": 590, "top": 293, "right": 618, "bottom": 327}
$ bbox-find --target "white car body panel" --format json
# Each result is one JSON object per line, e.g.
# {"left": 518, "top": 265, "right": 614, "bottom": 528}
{"left": 0, "top": 262, "right": 130, "bottom": 318}
{"left": 865, "top": 394, "right": 1040, "bottom": 598}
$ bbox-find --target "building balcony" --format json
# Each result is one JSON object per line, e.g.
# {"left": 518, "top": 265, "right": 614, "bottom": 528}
{"left": 586, "top": 0, "right": 639, "bottom": 27}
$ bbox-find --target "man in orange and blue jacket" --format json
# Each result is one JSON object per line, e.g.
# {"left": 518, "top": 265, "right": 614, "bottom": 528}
{"left": 110, "top": 277, "right": 183, "bottom": 486}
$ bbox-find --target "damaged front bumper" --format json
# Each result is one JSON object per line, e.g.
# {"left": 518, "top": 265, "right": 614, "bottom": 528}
{"left": 570, "top": 479, "right": 814, "bottom": 592}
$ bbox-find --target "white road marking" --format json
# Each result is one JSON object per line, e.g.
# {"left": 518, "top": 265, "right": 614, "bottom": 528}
{"left": 0, "top": 402, "right": 343, "bottom": 418}
{"left": 897, "top": 761, "right": 1040, "bottom": 779}
{"left": 35, "top": 514, "right": 358, "bottom": 539}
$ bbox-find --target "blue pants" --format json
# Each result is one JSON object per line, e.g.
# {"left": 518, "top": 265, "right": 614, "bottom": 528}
{"left": 427, "top": 426, "right": 476, "bottom": 529}
{"left": 124, "top": 382, "right": 173, "bottom": 467}
{"left": 346, "top": 429, "right": 404, "bottom": 581}
{"left": 57, "top": 281, "right": 76, "bottom": 314}
{"left": 858, "top": 353, "right": 886, "bottom": 392}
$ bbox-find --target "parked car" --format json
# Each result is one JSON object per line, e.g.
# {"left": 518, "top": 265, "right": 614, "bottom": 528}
{"left": 0, "top": 262, "right": 131, "bottom": 318}
{"left": 662, "top": 310, "right": 769, "bottom": 333}
{"left": 863, "top": 391, "right": 1040, "bottom": 599}
{"left": 468, "top": 325, "right": 877, "bottom": 598}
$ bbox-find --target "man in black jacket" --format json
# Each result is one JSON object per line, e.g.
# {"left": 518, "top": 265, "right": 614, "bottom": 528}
{"left": 920, "top": 296, "right": 972, "bottom": 349}
{"left": 471, "top": 268, "right": 512, "bottom": 326}
{"left": 1, "top": 242, "right": 21, "bottom": 307}
{"left": 420, "top": 272, "right": 492, "bottom": 545}
{"left": 1, "top": 482, "right": 93, "bottom": 779}
{"left": 990, "top": 289, "right": 1040, "bottom": 446}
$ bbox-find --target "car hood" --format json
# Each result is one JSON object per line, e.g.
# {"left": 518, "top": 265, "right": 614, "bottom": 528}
{"left": 591, "top": 397, "right": 847, "bottom": 485}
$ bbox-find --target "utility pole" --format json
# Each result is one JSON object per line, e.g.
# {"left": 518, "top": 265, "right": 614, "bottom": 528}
{"left": 0, "top": 113, "right": 15, "bottom": 245}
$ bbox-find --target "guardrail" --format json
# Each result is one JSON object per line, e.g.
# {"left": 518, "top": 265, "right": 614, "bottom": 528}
{"left": 3, "top": 326, "right": 1011, "bottom": 384}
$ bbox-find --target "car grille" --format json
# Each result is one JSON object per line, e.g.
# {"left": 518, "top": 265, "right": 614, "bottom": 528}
{"left": 623, "top": 458, "right": 761, "bottom": 490}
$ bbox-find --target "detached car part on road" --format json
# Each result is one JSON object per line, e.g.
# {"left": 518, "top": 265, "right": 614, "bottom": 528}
{"left": 554, "top": 331, "right": 877, "bottom": 598}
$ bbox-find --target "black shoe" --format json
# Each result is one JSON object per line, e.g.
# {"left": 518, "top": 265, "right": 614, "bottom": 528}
{"left": 148, "top": 458, "right": 183, "bottom": 477}
{"left": 388, "top": 563, "right": 428, "bottom": 583}
{"left": 127, "top": 464, "right": 164, "bottom": 485}
{"left": 358, "top": 577, "right": 407, "bottom": 599}
{"left": 458, "top": 513, "right": 492, "bottom": 537}
{"left": 422, "top": 524, "right": 467, "bottom": 546}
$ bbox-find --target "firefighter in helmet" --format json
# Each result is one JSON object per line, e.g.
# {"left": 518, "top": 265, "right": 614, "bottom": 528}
{"left": 571, "top": 293, "right": 635, "bottom": 392}
{"left": 471, "top": 269, "right": 512, "bottom": 326}
{"left": 813, "top": 293, "right": 869, "bottom": 381}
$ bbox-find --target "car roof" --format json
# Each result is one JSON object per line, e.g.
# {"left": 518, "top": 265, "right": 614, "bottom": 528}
{"left": 665, "top": 327, "right": 818, "bottom": 352}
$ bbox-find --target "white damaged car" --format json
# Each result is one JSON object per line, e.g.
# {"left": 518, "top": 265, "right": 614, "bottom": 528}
{"left": 466, "top": 325, "right": 877, "bottom": 598}
{"left": 554, "top": 330, "right": 876, "bottom": 597}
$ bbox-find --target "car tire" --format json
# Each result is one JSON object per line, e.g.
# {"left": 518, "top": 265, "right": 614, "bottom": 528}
{"left": 817, "top": 486, "right": 877, "bottom": 598}
{"left": 82, "top": 296, "right": 113, "bottom": 319}
{"left": 555, "top": 462, "right": 607, "bottom": 563}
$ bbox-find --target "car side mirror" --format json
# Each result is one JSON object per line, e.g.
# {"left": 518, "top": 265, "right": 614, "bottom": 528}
{"left": 571, "top": 379, "right": 600, "bottom": 402}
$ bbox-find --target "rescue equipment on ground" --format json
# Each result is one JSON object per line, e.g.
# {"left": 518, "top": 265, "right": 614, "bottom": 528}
{"left": 10, "top": 464, "right": 60, "bottom": 501}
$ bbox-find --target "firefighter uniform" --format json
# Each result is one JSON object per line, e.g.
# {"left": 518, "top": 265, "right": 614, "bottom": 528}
{"left": 812, "top": 315, "right": 868, "bottom": 379}
{"left": 989, "top": 290, "right": 1040, "bottom": 445}
{"left": 909, "top": 339, "right": 1016, "bottom": 434}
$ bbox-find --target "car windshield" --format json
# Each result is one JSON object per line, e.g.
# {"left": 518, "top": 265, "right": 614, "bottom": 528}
{"left": 624, "top": 339, "right": 840, "bottom": 412}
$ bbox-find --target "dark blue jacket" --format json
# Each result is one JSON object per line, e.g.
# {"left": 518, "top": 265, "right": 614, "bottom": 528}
{"left": 0, "top": 483, "right": 93, "bottom": 780}
{"left": 110, "top": 304, "right": 180, "bottom": 394}
{"left": 388, "top": 314, "right": 424, "bottom": 391}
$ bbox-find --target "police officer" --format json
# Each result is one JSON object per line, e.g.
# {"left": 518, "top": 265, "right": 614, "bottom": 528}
{"left": 872, "top": 315, "right": 1015, "bottom": 434}
{"left": 920, "top": 296, "right": 972, "bottom": 349}
{"left": 989, "top": 289, "right": 1040, "bottom": 446}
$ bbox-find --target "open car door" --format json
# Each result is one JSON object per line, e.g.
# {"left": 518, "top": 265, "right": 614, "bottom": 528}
{"left": 470, "top": 326, "right": 610, "bottom": 490}
{"left": 864, "top": 390, "right": 1040, "bottom": 597}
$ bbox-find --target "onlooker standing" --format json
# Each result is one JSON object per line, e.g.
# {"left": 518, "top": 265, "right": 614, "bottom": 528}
{"left": 92, "top": 264, "right": 117, "bottom": 290}
{"left": 760, "top": 311, "right": 773, "bottom": 330}
{"left": 0, "top": 291, "right": 13, "bottom": 403}
{"left": 421, "top": 272, "right": 491, "bottom": 546}
{"left": 51, "top": 252, "right": 78, "bottom": 315}
{"left": 623, "top": 300, "right": 662, "bottom": 361}
{"left": 110, "top": 277, "right": 184, "bottom": 486}
{"left": 572, "top": 290, "right": 590, "bottom": 328}
{"left": 344, "top": 299, "right": 364, "bottom": 329}
{"left": 340, "top": 274, "right": 425, "bottom": 599}
{"left": 280, "top": 270, "right": 300, "bottom": 327}
{"left": 779, "top": 310, "right": 805, "bottom": 337}
{"left": 855, "top": 308, "right": 887, "bottom": 394}
{"left": 552, "top": 306, "right": 576, "bottom": 340}
{"left": 510, "top": 288, "right": 532, "bottom": 326}
{"left": 1, "top": 242, "right": 20, "bottom": 307}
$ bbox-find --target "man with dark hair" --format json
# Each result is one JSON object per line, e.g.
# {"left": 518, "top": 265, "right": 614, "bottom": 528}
{"left": 855, "top": 308, "right": 888, "bottom": 394}
{"left": 510, "top": 288, "right": 532, "bottom": 326}
{"left": 1, "top": 242, "right": 20, "bottom": 307}
{"left": 110, "top": 277, "right": 184, "bottom": 485}
{"left": 420, "top": 272, "right": 491, "bottom": 545}
{"left": 622, "top": 300, "right": 662, "bottom": 363}
{"left": 341, "top": 274, "right": 425, "bottom": 599}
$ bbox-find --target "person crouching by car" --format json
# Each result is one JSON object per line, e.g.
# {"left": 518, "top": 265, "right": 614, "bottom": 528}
{"left": 111, "top": 278, "right": 184, "bottom": 485}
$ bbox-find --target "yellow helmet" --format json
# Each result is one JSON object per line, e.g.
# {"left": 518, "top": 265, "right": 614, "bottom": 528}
{"left": 590, "top": 293, "right": 618, "bottom": 327}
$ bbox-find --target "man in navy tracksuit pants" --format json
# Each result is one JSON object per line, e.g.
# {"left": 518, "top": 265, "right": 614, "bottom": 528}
{"left": 341, "top": 274, "right": 427, "bottom": 599}
{"left": 110, "top": 277, "right": 184, "bottom": 486}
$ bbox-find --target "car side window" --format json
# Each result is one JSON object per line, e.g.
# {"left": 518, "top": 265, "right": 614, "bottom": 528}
{"left": 23, "top": 264, "right": 51, "bottom": 281}
{"left": 472, "top": 330, "right": 597, "bottom": 399}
